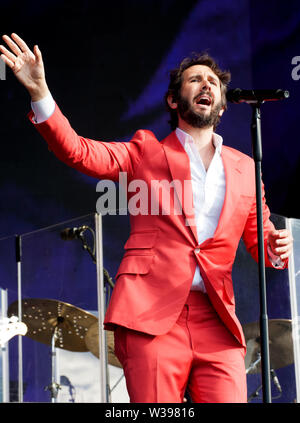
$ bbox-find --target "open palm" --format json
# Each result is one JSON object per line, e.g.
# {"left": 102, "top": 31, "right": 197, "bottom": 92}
{"left": 0, "top": 33, "right": 48, "bottom": 101}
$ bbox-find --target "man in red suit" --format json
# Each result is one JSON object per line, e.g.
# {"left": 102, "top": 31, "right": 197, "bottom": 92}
{"left": 0, "top": 33, "right": 293, "bottom": 403}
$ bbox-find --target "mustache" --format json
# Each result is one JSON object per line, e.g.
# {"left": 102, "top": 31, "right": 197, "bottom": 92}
{"left": 193, "top": 91, "right": 213, "bottom": 103}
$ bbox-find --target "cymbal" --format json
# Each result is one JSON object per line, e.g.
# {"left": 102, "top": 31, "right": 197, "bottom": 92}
{"left": 85, "top": 322, "right": 122, "bottom": 368}
{"left": 7, "top": 298, "right": 98, "bottom": 352}
{"left": 243, "top": 319, "right": 294, "bottom": 373}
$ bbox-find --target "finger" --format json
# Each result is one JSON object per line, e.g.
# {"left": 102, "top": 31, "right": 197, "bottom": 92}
{"left": 11, "top": 34, "right": 36, "bottom": 63}
{"left": 276, "top": 229, "right": 289, "bottom": 238}
{"left": 2, "top": 34, "right": 23, "bottom": 56}
{"left": 280, "top": 251, "right": 292, "bottom": 260}
{"left": 0, "top": 44, "right": 17, "bottom": 62}
{"left": 278, "top": 243, "right": 293, "bottom": 259}
{"left": 276, "top": 235, "right": 293, "bottom": 246}
{"left": 0, "top": 53, "right": 15, "bottom": 69}
{"left": 275, "top": 244, "right": 290, "bottom": 254}
{"left": 33, "top": 44, "right": 42, "bottom": 64}
{"left": 11, "top": 33, "right": 31, "bottom": 53}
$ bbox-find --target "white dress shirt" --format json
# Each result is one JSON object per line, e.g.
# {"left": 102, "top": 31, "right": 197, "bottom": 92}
{"left": 176, "top": 128, "right": 226, "bottom": 292}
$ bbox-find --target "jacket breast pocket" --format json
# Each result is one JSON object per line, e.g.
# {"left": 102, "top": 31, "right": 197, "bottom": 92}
{"left": 123, "top": 229, "right": 159, "bottom": 256}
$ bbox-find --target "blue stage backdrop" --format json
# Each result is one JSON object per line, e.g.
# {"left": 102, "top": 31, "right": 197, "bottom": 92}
{"left": 0, "top": 0, "right": 300, "bottom": 403}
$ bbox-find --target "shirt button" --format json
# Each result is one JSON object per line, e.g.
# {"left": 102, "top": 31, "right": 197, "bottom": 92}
{"left": 194, "top": 247, "right": 200, "bottom": 254}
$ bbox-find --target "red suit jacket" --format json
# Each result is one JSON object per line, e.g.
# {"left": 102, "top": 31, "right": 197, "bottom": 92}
{"left": 29, "top": 105, "right": 287, "bottom": 349}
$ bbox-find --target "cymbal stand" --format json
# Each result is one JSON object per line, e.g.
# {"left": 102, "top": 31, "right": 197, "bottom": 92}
{"left": 246, "top": 352, "right": 261, "bottom": 374}
{"left": 246, "top": 352, "right": 262, "bottom": 402}
{"left": 45, "top": 326, "right": 61, "bottom": 402}
{"left": 248, "top": 384, "right": 262, "bottom": 402}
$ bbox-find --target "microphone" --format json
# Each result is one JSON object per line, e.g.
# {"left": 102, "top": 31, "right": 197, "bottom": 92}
{"left": 60, "top": 226, "right": 88, "bottom": 240}
{"left": 270, "top": 368, "right": 282, "bottom": 393}
{"left": 226, "top": 88, "right": 289, "bottom": 104}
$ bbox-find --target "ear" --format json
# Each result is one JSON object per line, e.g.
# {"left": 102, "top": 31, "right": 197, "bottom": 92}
{"left": 167, "top": 94, "right": 178, "bottom": 110}
{"left": 218, "top": 106, "right": 225, "bottom": 117}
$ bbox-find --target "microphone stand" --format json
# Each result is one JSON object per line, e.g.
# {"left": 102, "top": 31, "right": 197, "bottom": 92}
{"left": 250, "top": 103, "right": 271, "bottom": 403}
{"left": 77, "top": 226, "right": 113, "bottom": 402}
{"left": 77, "top": 231, "right": 115, "bottom": 290}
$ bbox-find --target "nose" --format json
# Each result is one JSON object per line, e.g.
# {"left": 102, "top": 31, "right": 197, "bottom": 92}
{"left": 200, "top": 78, "right": 211, "bottom": 92}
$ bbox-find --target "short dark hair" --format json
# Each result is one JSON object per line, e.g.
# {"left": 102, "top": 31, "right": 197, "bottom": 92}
{"left": 164, "top": 53, "right": 231, "bottom": 130}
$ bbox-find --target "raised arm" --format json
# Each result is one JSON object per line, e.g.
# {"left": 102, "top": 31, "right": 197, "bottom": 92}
{"left": 0, "top": 33, "right": 148, "bottom": 182}
{"left": 0, "top": 33, "right": 49, "bottom": 101}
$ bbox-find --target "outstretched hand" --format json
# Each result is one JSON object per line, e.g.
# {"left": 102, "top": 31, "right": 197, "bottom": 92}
{"left": 0, "top": 33, "right": 49, "bottom": 101}
{"left": 268, "top": 229, "right": 293, "bottom": 261}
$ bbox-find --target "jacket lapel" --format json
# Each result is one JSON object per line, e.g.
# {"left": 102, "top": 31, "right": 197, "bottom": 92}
{"left": 213, "top": 146, "right": 243, "bottom": 240}
{"left": 161, "top": 132, "right": 198, "bottom": 243}
{"left": 161, "top": 133, "right": 244, "bottom": 244}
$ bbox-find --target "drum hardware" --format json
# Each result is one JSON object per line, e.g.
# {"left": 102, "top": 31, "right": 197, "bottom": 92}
{"left": 110, "top": 373, "right": 125, "bottom": 393}
{"left": 60, "top": 223, "right": 115, "bottom": 402}
{"left": 244, "top": 319, "right": 293, "bottom": 374}
{"left": 85, "top": 322, "right": 122, "bottom": 368}
{"left": 243, "top": 319, "right": 293, "bottom": 402}
{"left": 8, "top": 298, "right": 98, "bottom": 351}
{"left": 248, "top": 384, "right": 262, "bottom": 402}
{"left": 85, "top": 322, "right": 124, "bottom": 395}
{"left": 246, "top": 352, "right": 261, "bottom": 375}
{"left": 8, "top": 298, "right": 98, "bottom": 402}
{"left": 44, "top": 326, "right": 61, "bottom": 402}
{"left": 7, "top": 298, "right": 123, "bottom": 400}
{"left": 247, "top": 367, "right": 282, "bottom": 403}
{"left": 6, "top": 224, "right": 115, "bottom": 402}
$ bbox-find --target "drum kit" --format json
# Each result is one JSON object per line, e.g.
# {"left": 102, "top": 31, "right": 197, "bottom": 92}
{"left": 7, "top": 298, "right": 122, "bottom": 402}
{"left": 5, "top": 298, "right": 295, "bottom": 402}
{"left": 243, "top": 318, "right": 294, "bottom": 401}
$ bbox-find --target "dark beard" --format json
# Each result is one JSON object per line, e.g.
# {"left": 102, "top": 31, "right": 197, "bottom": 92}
{"left": 177, "top": 93, "right": 223, "bottom": 129}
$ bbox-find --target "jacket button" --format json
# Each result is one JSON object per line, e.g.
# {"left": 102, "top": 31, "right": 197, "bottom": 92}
{"left": 194, "top": 247, "right": 200, "bottom": 254}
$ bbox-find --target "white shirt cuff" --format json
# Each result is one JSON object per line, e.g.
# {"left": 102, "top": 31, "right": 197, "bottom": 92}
{"left": 267, "top": 243, "right": 285, "bottom": 268}
{"left": 31, "top": 93, "right": 55, "bottom": 123}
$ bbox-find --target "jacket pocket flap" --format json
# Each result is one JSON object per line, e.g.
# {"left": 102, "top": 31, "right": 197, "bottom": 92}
{"left": 116, "top": 255, "right": 154, "bottom": 277}
{"left": 124, "top": 230, "right": 158, "bottom": 250}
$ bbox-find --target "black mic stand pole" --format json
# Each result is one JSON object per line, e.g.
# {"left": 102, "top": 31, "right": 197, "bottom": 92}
{"left": 250, "top": 102, "right": 271, "bottom": 403}
{"left": 77, "top": 232, "right": 115, "bottom": 290}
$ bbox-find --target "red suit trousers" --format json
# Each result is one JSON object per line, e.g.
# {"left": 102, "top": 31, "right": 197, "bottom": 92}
{"left": 114, "top": 291, "right": 247, "bottom": 403}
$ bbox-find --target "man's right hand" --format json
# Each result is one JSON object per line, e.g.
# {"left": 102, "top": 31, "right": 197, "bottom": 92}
{"left": 0, "top": 33, "right": 49, "bottom": 102}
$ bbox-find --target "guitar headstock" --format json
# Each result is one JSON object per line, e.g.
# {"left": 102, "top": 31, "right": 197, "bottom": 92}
{"left": 0, "top": 316, "right": 28, "bottom": 345}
